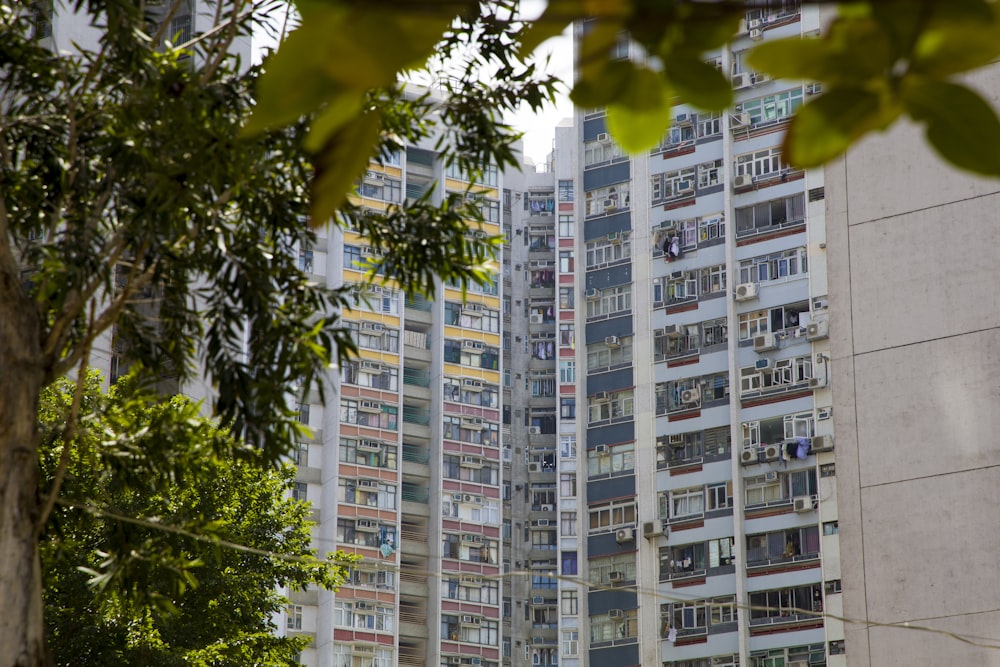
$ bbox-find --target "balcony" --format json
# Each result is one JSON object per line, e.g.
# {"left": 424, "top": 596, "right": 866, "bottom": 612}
{"left": 402, "top": 442, "right": 430, "bottom": 464}
{"left": 401, "top": 482, "right": 429, "bottom": 504}
{"left": 403, "top": 367, "right": 431, "bottom": 387}
{"left": 402, "top": 405, "right": 430, "bottom": 426}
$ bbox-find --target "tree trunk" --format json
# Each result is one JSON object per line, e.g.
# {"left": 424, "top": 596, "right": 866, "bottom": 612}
{"left": 0, "top": 269, "right": 49, "bottom": 666}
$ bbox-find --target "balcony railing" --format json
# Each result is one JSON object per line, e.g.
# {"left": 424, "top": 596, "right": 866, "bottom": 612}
{"left": 402, "top": 443, "right": 430, "bottom": 464}
{"left": 401, "top": 484, "right": 429, "bottom": 503}
{"left": 403, "top": 367, "right": 431, "bottom": 387}
{"left": 402, "top": 406, "right": 430, "bottom": 425}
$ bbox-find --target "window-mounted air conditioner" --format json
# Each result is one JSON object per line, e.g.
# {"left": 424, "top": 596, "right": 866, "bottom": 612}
{"left": 675, "top": 112, "right": 691, "bottom": 125}
{"left": 594, "top": 391, "right": 610, "bottom": 402}
{"left": 764, "top": 471, "right": 779, "bottom": 482}
{"left": 680, "top": 387, "right": 701, "bottom": 405}
{"left": 755, "top": 358, "right": 772, "bottom": 370}
{"left": 532, "top": 596, "right": 545, "bottom": 605}
{"left": 596, "top": 132, "right": 610, "bottom": 143}
{"left": 793, "top": 496, "right": 814, "bottom": 513}
{"left": 806, "top": 319, "right": 829, "bottom": 341}
{"left": 585, "top": 288, "right": 599, "bottom": 298}
{"left": 615, "top": 527, "right": 635, "bottom": 544}
{"left": 357, "top": 439, "right": 382, "bottom": 452}
{"left": 537, "top": 519, "right": 551, "bottom": 527}
{"left": 604, "top": 335, "right": 621, "bottom": 347}
{"left": 361, "top": 322, "right": 384, "bottom": 332}
{"left": 607, "top": 231, "right": 621, "bottom": 243}
{"left": 356, "top": 519, "right": 379, "bottom": 531}
{"left": 753, "top": 333, "right": 779, "bottom": 352}
{"left": 732, "top": 72, "right": 752, "bottom": 89}
{"left": 608, "top": 606, "right": 624, "bottom": 616}
{"left": 461, "top": 455, "right": 483, "bottom": 468}
{"left": 811, "top": 434, "right": 834, "bottom": 452}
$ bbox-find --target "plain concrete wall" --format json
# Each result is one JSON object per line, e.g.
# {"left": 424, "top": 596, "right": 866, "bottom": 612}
{"left": 826, "top": 64, "right": 1000, "bottom": 667}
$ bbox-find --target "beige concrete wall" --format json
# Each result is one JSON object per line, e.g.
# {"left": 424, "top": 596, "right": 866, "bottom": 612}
{"left": 826, "top": 65, "right": 1000, "bottom": 666}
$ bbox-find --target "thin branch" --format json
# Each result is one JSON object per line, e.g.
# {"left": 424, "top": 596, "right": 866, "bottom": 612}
{"left": 35, "top": 309, "right": 95, "bottom": 538}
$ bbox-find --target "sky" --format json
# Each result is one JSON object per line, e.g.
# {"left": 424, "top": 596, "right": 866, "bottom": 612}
{"left": 506, "top": 4, "right": 575, "bottom": 168}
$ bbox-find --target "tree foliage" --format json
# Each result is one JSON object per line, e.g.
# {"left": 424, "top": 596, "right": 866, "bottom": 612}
{"left": 40, "top": 373, "right": 352, "bottom": 666}
{"left": 248, "top": 0, "right": 1000, "bottom": 209}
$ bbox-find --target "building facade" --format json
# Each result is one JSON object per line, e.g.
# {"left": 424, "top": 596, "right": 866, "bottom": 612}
{"left": 560, "top": 4, "right": 846, "bottom": 667}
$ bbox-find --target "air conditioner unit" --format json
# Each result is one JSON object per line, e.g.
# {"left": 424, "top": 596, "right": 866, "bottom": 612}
{"left": 643, "top": 521, "right": 665, "bottom": 539}
{"left": 528, "top": 426, "right": 541, "bottom": 435}
{"left": 680, "top": 387, "right": 701, "bottom": 405}
{"left": 764, "top": 471, "right": 779, "bottom": 482}
{"left": 675, "top": 112, "right": 691, "bottom": 125}
{"left": 528, "top": 462, "right": 542, "bottom": 473}
{"left": 811, "top": 434, "right": 834, "bottom": 452}
{"left": 602, "top": 198, "right": 617, "bottom": 210}
{"left": 740, "top": 448, "right": 757, "bottom": 465}
{"left": 359, "top": 360, "right": 382, "bottom": 371}
{"left": 750, "top": 27, "right": 764, "bottom": 40}
{"left": 615, "top": 527, "right": 635, "bottom": 544}
{"left": 676, "top": 180, "right": 694, "bottom": 194}
{"left": 607, "top": 231, "right": 621, "bottom": 243}
{"left": 732, "top": 72, "right": 751, "bottom": 89}
{"left": 734, "top": 282, "right": 758, "bottom": 301}
{"left": 539, "top": 211, "right": 552, "bottom": 217}
{"left": 809, "top": 375, "right": 828, "bottom": 389}
{"left": 463, "top": 303, "right": 484, "bottom": 313}
{"left": 670, "top": 270, "right": 684, "bottom": 280}
{"left": 461, "top": 615, "right": 482, "bottom": 625}
{"left": 356, "top": 519, "right": 378, "bottom": 531}
{"left": 469, "top": 659, "right": 482, "bottom": 667}
{"left": 753, "top": 72, "right": 772, "bottom": 85}
{"left": 608, "top": 607, "right": 624, "bottom": 616}
{"left": 668, "top": 434, "right": 684, "bottom": 445}
{"left": 540, "top": 504, "right": 554, "bottom": 512}
{"left": 594, "top": 391, "right": 610, "bottom": 402}
{"left": 604, "top": 335, "right": 621, "bottom": 347}
{"left": 753, "top": 333, "right": 779, "bottom": 352}
{"left": 805, "top": 83, "right": 822, "bottom": 95}
{"left": 461, "top": 455, "right": 483, "bottom": 467}
{"left": 663, "top": 324, "right": 681, "bottom": 338}
{"left": 537, "top": 519, "right": 551, "bottom": 527}
{"left": 763, "top": 444, "right": 781, "bottom": 461}
{"left": 361, "top": 322, "right": 384, "bottom": 332}
{"left": 806, "top": 319, "right": 829, "bottom": 341}
{"left": 793, "top": 496, "right": 814, "bottom": 513}
{"left": 463, "top": 340, "right": 485, "bottom": 350}
{"left": 358, "top": 479, "right": 378, "bottom": 488}
{"left": 462, "top": 494, "right": 475, "bottom": 503}
{"left": 532, "top": 596, "right": 545, "bottom": 605}
{"left": 595, "top": 444, "right": 609, "bottom": 455}
{"left": 449, "top": 657, "right": 463, "bottom": 665}
{"left": 816, "top": 407, "right": 833, "bottom": 421}
{"left": 463, "top": 378, "right": 484, "bottom": 389}
{"left": 357, "top": 400, "right": 382, "bottom": 412}
{"left": 529, "top": 313, "right": 544, "bottom": 324}
{"left": 596, "top": 132, "right": 610, "bottom": 143}
{"left": 734, "top": 174, "right": 753, "bottom": 188}
{"left": 585, "top": 288, "right": 599, "bottom": 298}
{"left": 755, "top": 358, "right": 772, "bottom": 370}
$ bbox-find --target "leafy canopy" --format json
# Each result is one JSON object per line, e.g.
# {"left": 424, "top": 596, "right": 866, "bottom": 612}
{"left": 40, "top": 373, "right": 356, "bottom": 667}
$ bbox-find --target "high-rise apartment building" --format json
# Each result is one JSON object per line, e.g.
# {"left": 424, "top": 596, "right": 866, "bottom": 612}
{"left": 554, "top": 4, "right": 845, "bottom": 667}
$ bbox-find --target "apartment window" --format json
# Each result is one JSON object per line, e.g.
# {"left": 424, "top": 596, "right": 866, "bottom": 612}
{"left": 287, "top": 604, "right": 303, "bottom": 630}
{"left": 558, "top": 286, "right": 575, "bottom": 310}
{"left": 560, "top": 473, "right": 577, "bottom": 497}
{"left": 739, "top": 355, "right": 812, "bottom": 396}
{"left": 707, "top": 482, "right": 733, "bottom": 510}
{"left": 588, "top": 553, "right": 636, "bottom": 585}
{"left": 558, "top": 214, "right": 574, "bottom": 237}
{"left": 739, "top": 247, "right": 808, "bottom": 283}
{"left": 559, "top": 511, "right": 578, "bottom": 536}
{"left": 561, "top": 630, "right": 579, "bottom": 657}
{"left": 823, "top": 521, "right": 839, "bottom": 535}
{"left": 590, "top": 608, "right": 638, "bottom": 643}
{"left": 735, "top": 192, "right": 805, "bottom": 237}
{"left": 586, "top": 285, "right": 631, "bottom": 318}
{"left": 560, "top": 435, "right": 577, "bottom": 458}
{"left": 740, "top": 87, "right": 804, "bottom": 126}
{"left": 584, "top": 182, "right": 630, "bottom": 217}
{"left": 698, "top": 160, "right": 723, "bottom": 188}
{"left": 560, "top": 397, "right": 576, "bottom": 419}
{"left": 586, "top": 232, "right": 632, "bottom": 268}
{"left": 348, "top": 322, "right": 400, "bottom": 352}
{"left": 668, "top": 487, "right": 704, "bottom": 518}
{"left": 699, "top": 263, "right": 727, "bottom": 295}
{"left": 653, "top": 121, "right": 695, "bottom": 153}
{"left": 587, "top": 389, "right": 635, "bottom": 424}
{"left": 651, "top": 167, "right": 696, "bottom": 204}
{"left": 587, "top": 441, "right": 635, "bottom": 477}
{"left": 559, "top": 360, "right": 576, "bottom": 384}
{"left": 359, "top": 176, "right": 402, "bottom": 202}
{"left": 746, "top": 525, "right": 820, "bottom": 563}
{"left": 749, "top": 584, "right": 823, "bottom": 622}
{"left": 560, "top": 551, "right": 578, "bottom": 576}
{"left": 339, "top": 438, "right": 398, "bottom": 470}
{"left": 583, "top": 138, "right": 624, "bottom": 167}
{"left": 659, "top": 538, "right": 734, "bottom": 578}
{"left": 586, "top": 336, "right": 633, "bottom": 371}
{"left": 338, "top": 478, "right": 397, "bottom": 509}
{"left": 588, "top": 499, "right": 636, "bottom": 533}
{"left": 697, "top": 111, "right": 722, "bottom": 137}
{"left": 560, "top": 589, "right": 579, "bottom": 616}
{"left": 744, "top": 474, "right": 783, "bottom": 506}
{"left": 652, "top": 271, "right": 697, "bottom": 304}
{"left": 292, "top": 482, "right": 308, "bottom": 503}
{"left": 340, "top": 362, "right": 399, "bottom": 391}
{"left": 339, "top": 399, "right": 399, "bottom": 430}
{"left": 558, "top": 180, "right": 574, "bottom": 201}
{"left": 663, "top": 600, "right": 708, "bottom": 634}
{"left": 559, "top": 323, "right": 575, "bottom": 347}
{"left": 736, "top": 147, "right": 786, "bottom": 182}
{"left": 741, "top": 411, "right": 814, "bottom": 448}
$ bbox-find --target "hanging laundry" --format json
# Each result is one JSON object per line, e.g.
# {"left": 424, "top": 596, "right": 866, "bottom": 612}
{"left": 796, "top": 437, "right": 811, "bottom": 459}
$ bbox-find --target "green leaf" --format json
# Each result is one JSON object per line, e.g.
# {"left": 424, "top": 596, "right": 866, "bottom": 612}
{"left": 903, "top": 79, "right": 1000, "bottom": 175}
{"left": 519, "top": 0, "right": 585, "bottom": 56}
{"left": 782, "top": 86, "right": 890, "bottom": 168}
{"left": 303, "top": 92, "right": 365, "bottom": 154}
{"left": 570, "top": 58, "right": 634, "bottom": 109}
{"left": 912, "top": 18, "right": 1000, "bottom": 77}
{"left": 605, "top": 68, "right": 673, "bottom": 153}
{"left": 311, "top": 111, "right": 383, "bottom": 225}
{"left": 664, "top": 56, "right": 732, "bottom": 112}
